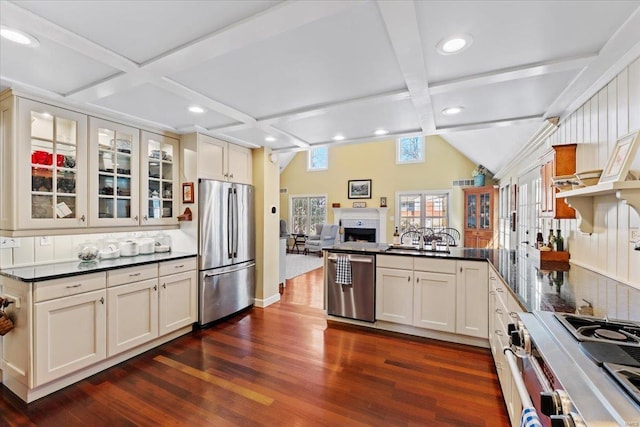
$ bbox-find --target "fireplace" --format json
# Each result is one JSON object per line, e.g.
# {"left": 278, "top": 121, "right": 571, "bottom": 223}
{"left": 332, "top": 207, "right": 388, "bottom": 243}
{"left": 344, "top": 227, "right": 376, "bottom": 243}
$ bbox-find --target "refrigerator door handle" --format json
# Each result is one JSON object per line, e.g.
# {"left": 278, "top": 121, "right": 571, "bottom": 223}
{"left": 233, "top": 188, "right": 239, "bottom": 258}
{"left": 227, "top": 188, "right": 233, "bottom": 259}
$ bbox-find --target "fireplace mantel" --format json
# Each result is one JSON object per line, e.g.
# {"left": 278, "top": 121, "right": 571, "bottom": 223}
{"left": 333, "top": 207, "right": 388, "bottom": 243}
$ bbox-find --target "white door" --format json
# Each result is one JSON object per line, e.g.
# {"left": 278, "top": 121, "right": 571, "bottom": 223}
{"left": 34, "top": 290, "right": 106, "bottom": 386}
{"left": 413, "top": 271, "right": 456, "bottom": 332}
{"left": 456, "top": 261, "right": 488, "bottom": 338}
{"left": 198, "top": 135, "right": 227, "bottom": 181}
{"left": 107, "top": 278, "right": 159, "bottom": 356}
{"left": 375, "top": 267, "right": 413, "bottom": 325}
{"left": 159, "top": 271, "right": 197, "bottom": 335}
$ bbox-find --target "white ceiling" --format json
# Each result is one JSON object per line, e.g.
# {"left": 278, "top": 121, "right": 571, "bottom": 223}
{"left": 1, "top": 0, "right": 639, "bottom": 175}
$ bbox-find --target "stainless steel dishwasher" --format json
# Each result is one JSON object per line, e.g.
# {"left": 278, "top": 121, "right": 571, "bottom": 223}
{"left": 326, "top": 252, "right": 375, "bottom": 322}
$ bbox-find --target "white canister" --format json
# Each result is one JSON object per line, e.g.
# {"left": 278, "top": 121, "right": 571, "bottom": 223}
{"left": 120, "top": 240, "right": 139, "bottom": 257}
{"left": 137, "top": 238, "right": 155, "bottom": 255}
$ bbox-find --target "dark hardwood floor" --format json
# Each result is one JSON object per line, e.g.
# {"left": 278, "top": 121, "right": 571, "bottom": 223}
{"left": 0, "top": 266, "right": 509, "bottom": 426}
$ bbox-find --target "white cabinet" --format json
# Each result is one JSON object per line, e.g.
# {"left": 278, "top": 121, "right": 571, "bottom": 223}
{"left": 159, "top": 270, "right": 197, "bottom": 335}
{"left": 376, "top": 267, "right": 414, "bottom": 325}
{"left": 140, "top": 131, "right": 179, "bottom": 225}
{"left": 88, "top": 117, "right": 140, "bottom": 226}
{"left": 456, "top": 260, "right": 488, "bottom": 338}
{"left": 413, "top": 271, "right": 456, "bottom": 332}
{"left": 185, "top": 133, "right": 252, "bottom": 184}
{"left": 107, "top": 278, "right": 159, "bottom": 356}
{"left": 2, "top": 96, "right": 89, "bottom": 230}
{"left": 32, "top": 272, "right": 107, "bottom": 386}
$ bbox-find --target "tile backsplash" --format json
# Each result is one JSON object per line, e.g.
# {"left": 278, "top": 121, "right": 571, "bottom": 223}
{"left": 0, "top": 229, "right": 197, "bottom": 268}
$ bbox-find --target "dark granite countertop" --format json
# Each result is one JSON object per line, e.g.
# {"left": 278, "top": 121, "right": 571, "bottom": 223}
{"left": 0, "top": 252, "right": 197, "bottom": 282}
{"left": 326, "top": 244, "right": 630, "bottom": 314}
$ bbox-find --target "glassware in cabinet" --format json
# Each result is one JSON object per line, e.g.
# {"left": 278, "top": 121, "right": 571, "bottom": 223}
{"left": 141, "top": 131, "right": 178, "bottom": 225}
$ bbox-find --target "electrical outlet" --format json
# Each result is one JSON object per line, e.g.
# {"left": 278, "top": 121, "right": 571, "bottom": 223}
{"left": 631, "top": 228, "right": 640, "bottom": 242}
{"left": 0, "top": 238, "right": 20, "bottom": 249}
{"left": 40, "top": 236, "right": 52, "bottom": 246}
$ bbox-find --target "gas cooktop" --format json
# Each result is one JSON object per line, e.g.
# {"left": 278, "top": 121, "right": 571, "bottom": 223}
{"left": 554, "top": 313, "right": 640, "bottom": 346}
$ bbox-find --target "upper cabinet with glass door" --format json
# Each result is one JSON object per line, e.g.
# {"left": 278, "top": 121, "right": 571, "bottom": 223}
{"left": 88, "top": 118, "right": 140, "bottom": 226}
{"left": 16, "top": 98, "right": 88, "bottom": 229}
{"left": 140, "top": 131, "right": 179, "bottom": 225}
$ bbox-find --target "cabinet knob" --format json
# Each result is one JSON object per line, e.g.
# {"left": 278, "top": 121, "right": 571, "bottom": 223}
{"left": 407, "top": 276, "right": 411, "bottom": 282}
{"left": 134, "top": 215, "right": 139, "bottom": 221}
{"left": 163, "top": 283, "right": 166, "bottom": 289}
{"left": 229, "top": 173, "right": 234, "bottom": 179}
{"left": 153, "top": 284, "right": 157, "bottom": 291}
{"left": 80, "top": 214, "right": 86, "bottom": 222}
{"left": 100, "top": 297, "right": 104, "bottom": 304}
{"left": 143, "top": 215, "right": 148, "bottom": 221}
{"left": 416, "top": 277, "right": 420, "bottom": 283}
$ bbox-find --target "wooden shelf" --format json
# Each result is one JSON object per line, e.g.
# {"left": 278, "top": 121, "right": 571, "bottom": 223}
{"left": 556, "top": 181, "right": 640, "bottom": 233}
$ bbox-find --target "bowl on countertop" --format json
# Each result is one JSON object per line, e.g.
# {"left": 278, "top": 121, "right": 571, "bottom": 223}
{"left": 575, "top": 169, "right": 603, "bottom": 187}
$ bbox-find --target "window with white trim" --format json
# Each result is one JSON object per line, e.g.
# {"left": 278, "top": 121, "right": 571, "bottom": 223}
{"left": 397, "top": 191, "right": 449, "bottom": 231}
{"left": 396, "top": 136, "right": 424, "bottom": 164}
{"left": 307, "top": 147, "right": 328, "bottom": 171}
{"left": 290, "top": 195, "right": 327, "bottom": 235}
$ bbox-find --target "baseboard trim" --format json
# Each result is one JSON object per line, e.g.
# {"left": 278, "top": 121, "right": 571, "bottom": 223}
{"left": 254, "top": 293, "right": 280, "bottom": 308}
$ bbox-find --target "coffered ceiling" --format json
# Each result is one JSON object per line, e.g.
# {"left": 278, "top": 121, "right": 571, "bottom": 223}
{"left": 1, "top": 0, "right": 639, "bottom": 175}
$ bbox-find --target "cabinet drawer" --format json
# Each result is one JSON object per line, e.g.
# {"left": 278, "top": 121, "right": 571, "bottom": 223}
{"left": 414, "top": 258, "right": 456, "bottom": 274}
{"left": 34, "top": 272, "right": 106, "bottom": 302}
{"left": 108, "top": 264, "right": 157, "bottom": 287}
{"left": 159, "top": 257, "right": 196, "bottom": 277}
{"left": 376, "top": 255, "right": 413, "bottom": 270}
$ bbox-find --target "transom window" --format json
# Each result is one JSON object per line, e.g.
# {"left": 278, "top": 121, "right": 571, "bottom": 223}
{"left": 290, "top": 195, "right": 327, "bottom": 235}
{"left": 307, "top": 147, "right": 328, "bottom": 171}
{"left": 396, "top": 136, "right": 424, "bottom": 164}
{"left": 397, "top": 191, "right": 450, "bottom": 231}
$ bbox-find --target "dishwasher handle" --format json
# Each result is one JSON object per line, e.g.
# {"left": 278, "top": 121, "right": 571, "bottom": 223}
{"left": 327, "top": 254, "right": 373, "bottom": 263}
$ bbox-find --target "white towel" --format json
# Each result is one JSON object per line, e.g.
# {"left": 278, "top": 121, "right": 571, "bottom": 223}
{"left": 520, "top": 407, "right": 542, "bottom": 427}
{"left": 336, "top": 255, "right": 352, "bottom": 285}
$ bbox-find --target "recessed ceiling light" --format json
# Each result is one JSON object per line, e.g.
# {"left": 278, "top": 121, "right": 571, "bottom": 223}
{"left": 374, "top": 129, "right": 388, "bottom": 136}
{"left": 442, "top": 106, "right": 464, "bottom": 115}
{"left": 188, "top": 105, "right": 205, "bottom": 114}
{"left": 332, "top": 134, "right": 345, "bottom": 141}
{"left": 0, "top": 26, "right": 40, "bottom": 47}
{"left": 265, "top": 136, "right": 276, "bottom": 142}
{"left": 436, "top": 33, "right": 473, "bottom": 55}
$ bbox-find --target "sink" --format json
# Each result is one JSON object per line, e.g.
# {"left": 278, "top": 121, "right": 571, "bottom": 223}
{"left": 385, "top": 245, "right": 450, "bottom": 255}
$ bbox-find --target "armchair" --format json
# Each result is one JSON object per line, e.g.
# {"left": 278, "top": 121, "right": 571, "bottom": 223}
{"left": 304, "top": 224, "right": 339, "bottom": 256}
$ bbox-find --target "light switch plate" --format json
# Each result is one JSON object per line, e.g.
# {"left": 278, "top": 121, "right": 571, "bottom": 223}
{"left": 631, "top": 228, "right": 640, "bottom": 242}
{"left": 40, "top": 236, "right": 52, "bottom": 246}
{"left": 0, "top": 238, "right": 20, "bottom": 249}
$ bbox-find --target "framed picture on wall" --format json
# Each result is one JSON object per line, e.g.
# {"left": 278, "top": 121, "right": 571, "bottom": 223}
{"left": 182, "top": 182, "right": 194, "bottom": 203}
{"left": 599, "top": 130, "right": 640, "bottom": 184}
{"left": 348, "top": 179, "right": 372, "bottom": 199}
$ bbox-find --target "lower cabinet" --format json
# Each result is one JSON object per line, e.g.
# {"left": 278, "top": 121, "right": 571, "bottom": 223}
{"left": 376, "top": 266, "right": 414, "bottom": 325}
{"left": 488, "top": 266, "right": 523, "bottom": 426}
{"left": 456, "top": 261, "right": 489, "bottom": 338}
{"left": 107, "top": 278, "right": 159, "bottom": 356}
{"left": 376, "top": 255, "right": 487, "bottom": 339}
{"left": 34, "top": 289, "right": 107, "bottom": 386}
{"left": 158, "top": 270, "right": 197, "bottom": 336}
{"left": 413, "top": 271, "right": 456, "bottom": 333}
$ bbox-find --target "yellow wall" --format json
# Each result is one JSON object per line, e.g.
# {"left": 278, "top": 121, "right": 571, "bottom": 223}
{"left": 280, "top": 135, "right": 481, "bottom": 241}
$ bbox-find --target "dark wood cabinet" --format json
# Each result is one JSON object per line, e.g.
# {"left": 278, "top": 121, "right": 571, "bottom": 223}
{"left": 463, "top": 186, "right": 498, "bottom": 248}
{"left": 540, "top": 144, "right": 576, "bottom": 219}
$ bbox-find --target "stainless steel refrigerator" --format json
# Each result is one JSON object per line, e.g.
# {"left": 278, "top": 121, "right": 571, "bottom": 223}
{"left": 198, "top": 179, "right": 255, "bottom": 326}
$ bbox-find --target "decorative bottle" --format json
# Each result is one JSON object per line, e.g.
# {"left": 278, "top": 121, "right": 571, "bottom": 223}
{"left": 555, "top": 229, "right": 564, "bottom": 252}
{"left": 547, "top": 230, "right": 555, "bottom": 250}
{"left": 393, "top": 227, "right": 400, "bottom": 245}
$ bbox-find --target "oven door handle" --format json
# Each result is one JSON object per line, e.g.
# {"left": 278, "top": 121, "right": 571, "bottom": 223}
{"left": 503, "top": 347, "right": 534, "bottom": 409}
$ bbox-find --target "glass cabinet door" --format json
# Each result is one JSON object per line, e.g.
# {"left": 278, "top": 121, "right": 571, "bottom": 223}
{"left": 18, "top": 98, "right": 88, "bottom": 229}
{"left": 465, "top": 193, "right": 477, "bottom": 229}
{"left": 89, "top": 118, "right": 139, "bottom": 226}
{"left": 140, "top": 131, "right": 178, "bottom": 225}
{"left": 479, "top": 192, "right": 491, "bottom": 229}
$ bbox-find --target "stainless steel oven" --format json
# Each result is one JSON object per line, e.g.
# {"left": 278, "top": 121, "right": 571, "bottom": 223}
{"left": 505, "top": 311, "right": 640, "bottom": 427}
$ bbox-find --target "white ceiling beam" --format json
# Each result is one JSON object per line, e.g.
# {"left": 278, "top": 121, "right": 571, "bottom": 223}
{"left": 377, "top": 0, "right": 436, "bottom": 134}
{"left": 63, "top": 1, "right": 364, "bottom": 104}
{"left": 3, "top": 1, "right": 138, "bottom": 72}
{"left": 435, "top": 115, "right": 543, "bottom": 134}
{"left": 429, "top": 55, "right": 597, "bottom": 95}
